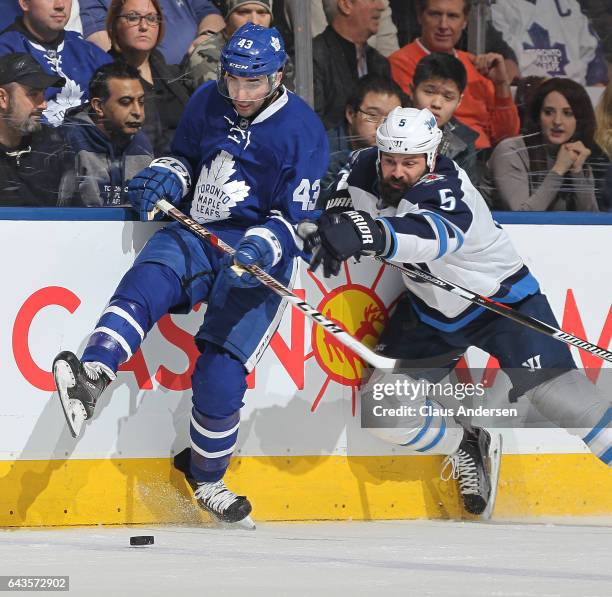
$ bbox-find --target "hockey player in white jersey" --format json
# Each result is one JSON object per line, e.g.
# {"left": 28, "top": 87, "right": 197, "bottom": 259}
{"left": 306, "top": 107, "right": 611, "bottom": 516}
{"left": 52, "top": 23, "right": 328, "bottom": 526}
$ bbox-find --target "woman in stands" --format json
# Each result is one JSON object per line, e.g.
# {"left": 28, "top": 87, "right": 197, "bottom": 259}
{"left": 487, "top": 77, "right": 600, "bottom": 211}
{"left": 107, "top": 0, "right": 190, "bottom": 155}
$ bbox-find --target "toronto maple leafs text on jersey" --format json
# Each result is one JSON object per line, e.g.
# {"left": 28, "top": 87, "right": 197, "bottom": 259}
{"left": 333, "top": 148, "right": 540, "bottom": 331}
{"left": 168, "top": 81, "right": 329, "bottom": 256}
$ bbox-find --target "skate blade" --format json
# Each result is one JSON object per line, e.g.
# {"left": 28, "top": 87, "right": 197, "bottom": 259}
{"left": 54, "top": 361, "right": 87, "bottom": 438}
{"left": 481, "top": 432, "right": 503, "bottom": 520}
{"left": 212, "top": 515, "right": 256, "bottom": 531}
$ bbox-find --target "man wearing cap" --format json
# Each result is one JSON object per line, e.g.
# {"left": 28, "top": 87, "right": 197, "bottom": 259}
{"left": 0, "top": 0, "right": 111, "bottom": 126}
{"left": 186, "top": 0, "right": 294, "bottom": 91}
{"left": 0, "top": 52, "right": 76, "bottom": 206}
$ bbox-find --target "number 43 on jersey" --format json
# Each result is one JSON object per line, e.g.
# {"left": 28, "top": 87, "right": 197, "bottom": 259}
{"left": 293, "top": 179, "right": 321, "bottom": 211}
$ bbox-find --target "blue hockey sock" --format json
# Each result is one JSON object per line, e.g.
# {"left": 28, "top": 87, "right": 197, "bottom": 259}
{"left": 189, "top": 409, "right": 240, "bottom": 482}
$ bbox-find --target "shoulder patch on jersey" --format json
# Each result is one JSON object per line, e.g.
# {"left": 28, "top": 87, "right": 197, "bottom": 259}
{"left": 415, "top": 173, "right": 447, "bottom": 186}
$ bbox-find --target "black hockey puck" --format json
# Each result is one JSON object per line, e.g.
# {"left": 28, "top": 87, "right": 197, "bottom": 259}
{"left": 130, "top": 535, "right": 154, "bottom": 546}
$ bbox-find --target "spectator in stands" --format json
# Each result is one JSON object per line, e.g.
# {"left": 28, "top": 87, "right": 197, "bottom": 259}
{"left": 0, "top": 0, "right": 112, "bottom": 126}
{"left": 388, "top": 0, "right": 519, "bottom": 78}
{"left": 186, "top": 0, "right": 294, "bottom": 92}
{"left": 313, "top": 0, "right": 391, "bottom": 130}
{"left": 303, "top": 0, "right": 399, "bottom": 57}
{"left": 81, "top": 0, "right": 224, "bottom": 65}
{"left": 594, "top": 80, "right": 612, "bottom": 210}
{"left": 487, "top": 78, "right": 599, "bottom": 212}
{"left": 272, "top": 0, "right": 397, "bottom": 64}
{"left": 63, "top": 62, "right": 153, "bottom": 206}
{"left": 1, "top": 0, "right": 83, "bottom": 34}
{"left": 388, "top": 0, "right": 520, "bottom": 151}
{"left": 491, "top": 0, "right": 608, "bottom": 87}
{"left": 323, "top": 73, "right": 404, "bottom": 194}
{"left": 0, "top": 53, "right": 76, "bottom": 206}
{"left": 410, "top": 52, "right": 479, "bottom": 182}
{"left": 106, "top": 0, "right": 190, "bottom": 155}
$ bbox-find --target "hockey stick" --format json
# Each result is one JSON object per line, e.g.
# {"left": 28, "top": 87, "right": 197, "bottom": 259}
{"left": 151, "top": 199, "right": 396, "bottom": 369}
{"left": 377, "top": 259, "right": 612, "bottom": 363}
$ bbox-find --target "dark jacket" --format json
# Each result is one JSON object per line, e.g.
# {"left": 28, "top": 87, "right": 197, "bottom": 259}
{"left": 0, "top": 126, "right": 76, "bottom": 206}
{"left": 439, "top": 118, "right": 480, "bottom": 184}
{"left": 62, "top": 105, "right": 154, "bottom": 206}
{"left": 109, "top": 48, "right": 191, "bottom": 155}
{"left": 313, "top": 26, "right": 391, "bottom": 130}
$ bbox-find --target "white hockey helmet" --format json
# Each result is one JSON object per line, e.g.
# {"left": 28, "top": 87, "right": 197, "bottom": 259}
{"left": 376, "top": 107, "right": 443, "bottom": 170}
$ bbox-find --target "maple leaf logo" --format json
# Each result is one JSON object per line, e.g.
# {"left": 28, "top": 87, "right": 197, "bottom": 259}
{"left": 271, "top": 36, "right": 281, "bottom": 52}
{"left": 523, "top": 22, "right": 569, "bottom": 77}
{"left": 191, "top": 150, "right": 251, "bottom": 223}
{"left": 44, "top": 80, "right": 84, "bottom": 127}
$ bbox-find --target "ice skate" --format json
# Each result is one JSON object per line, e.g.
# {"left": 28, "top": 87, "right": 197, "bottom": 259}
{"left": 52, "top": 351, "right": 112, "bottom": 438}
{"left": 442, "top": 427, "right": 502, "bottom": 518}
{"left": 174, "top": 448, "right": 255, "bottom": 529}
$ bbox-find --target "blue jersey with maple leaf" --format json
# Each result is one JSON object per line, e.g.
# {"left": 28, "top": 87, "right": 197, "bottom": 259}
{"left": 0, "top": 24, "right": 112, "bottom": 126}
{"left": 170, "top": 81, "right": 329, "bottom": 258}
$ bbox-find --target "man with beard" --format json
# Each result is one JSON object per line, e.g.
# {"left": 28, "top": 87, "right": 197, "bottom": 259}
{"left": 0, "top": 52, "right": 76, "bottom": 206}
{"left": 303, "top": 106, "right": 612, "bottom": 517}
{"left": 63, "top": 62, "right": 153, "bottom": 206}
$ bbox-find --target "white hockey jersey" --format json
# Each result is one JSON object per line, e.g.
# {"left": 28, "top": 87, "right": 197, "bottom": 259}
{"left": 332, "top": 149, "right": 540, "bottom": 331}
{"left": 491, "top": 0, "right": 608, "bottom": 86}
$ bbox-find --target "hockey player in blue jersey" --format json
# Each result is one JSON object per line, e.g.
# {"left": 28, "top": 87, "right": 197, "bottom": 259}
{"left": 305, "top": 107, "right": 611, "bottom": 516}
{"left": 52, "top": 23, "right": 328, "bottom": 526}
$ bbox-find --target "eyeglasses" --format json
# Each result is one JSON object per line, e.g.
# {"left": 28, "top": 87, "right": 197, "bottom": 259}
{"left": 357, "top": 109, "right": 386, "bottom": 124}
{"left": 118, "top": 13, "right": 162, "bottom": 27}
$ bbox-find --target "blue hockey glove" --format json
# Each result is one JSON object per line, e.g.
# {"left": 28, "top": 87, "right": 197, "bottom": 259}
{"left": 128, "top": 158, "right": 191, "bottom": 221}
{"left": 226, "top": 229, "right": 282, "bottom": 288}
{"left": 310, "top": 210, "right": 386, "bottom": 278}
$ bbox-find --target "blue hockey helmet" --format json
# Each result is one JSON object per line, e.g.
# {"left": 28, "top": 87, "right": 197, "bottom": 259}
{"left": 220, "top": 22, "right": 287, "bottom": 78}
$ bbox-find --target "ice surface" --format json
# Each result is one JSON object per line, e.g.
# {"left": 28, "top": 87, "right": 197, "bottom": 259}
{"left": 1, "top": 518, "right": 611, "bottom": 597}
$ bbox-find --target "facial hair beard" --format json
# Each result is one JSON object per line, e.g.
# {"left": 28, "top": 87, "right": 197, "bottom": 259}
{"left": 379, "top": 177, "right": 408, "bottom": 207}
{"left": 7, "top": 103, "right": 42, "bottom": 135}
{"left": 20, "top": 116, "right": 42, "bottom": 135}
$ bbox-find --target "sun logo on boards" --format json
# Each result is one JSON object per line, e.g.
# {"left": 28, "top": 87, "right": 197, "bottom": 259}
{"left": 304, "top": 261, "right": 402, "bottom": 416}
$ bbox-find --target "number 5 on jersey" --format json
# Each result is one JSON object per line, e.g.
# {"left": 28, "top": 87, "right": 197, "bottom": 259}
{"left": 439, "top": 188, "right": 456, "bottom": 211}
{"left": 293, "top": 179, "right": 321, "bottom": 211}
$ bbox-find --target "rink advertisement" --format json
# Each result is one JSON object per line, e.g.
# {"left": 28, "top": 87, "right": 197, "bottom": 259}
{"left": 0, "top": 217, "right": 610, "bottom": 525}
